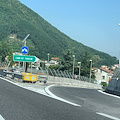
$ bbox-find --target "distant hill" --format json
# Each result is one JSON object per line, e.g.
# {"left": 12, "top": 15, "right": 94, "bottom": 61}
{"left": 0, "top": 0, "right": 118, "bottom": 67}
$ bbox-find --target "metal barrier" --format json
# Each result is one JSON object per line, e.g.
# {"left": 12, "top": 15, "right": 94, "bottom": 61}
{"left": 45, "top": 68, "right": 96, "bottom": 83}
{"left": 27, "top": 67, "right": 97, "bottom": 84}
{"left": 0, "top": 64, "right": 97, "bottom": 85}
{"left": 1, "top": 70, "right": 22, "bottom": 81}
{"left": 0, "top": 69, "right": 101, "bottom": 89}
{"left": 105, "top": 68, "right": 120, "bottom": 96}
{"left": 0, "top": 62, "right": 8, "bottom": 69}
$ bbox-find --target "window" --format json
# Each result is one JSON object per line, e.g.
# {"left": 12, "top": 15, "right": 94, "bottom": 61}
{"left": 102, "top": 76, "right": 105, "bottom": 79}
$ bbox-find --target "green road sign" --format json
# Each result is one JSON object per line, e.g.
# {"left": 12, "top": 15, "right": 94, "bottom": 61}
{"left": 13, "top": 55, "right": 39, "bottom": 62}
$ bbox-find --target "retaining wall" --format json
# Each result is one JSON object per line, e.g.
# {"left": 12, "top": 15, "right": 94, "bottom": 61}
{"left": 47, "top": 76, "right": 102, "bottom": 89}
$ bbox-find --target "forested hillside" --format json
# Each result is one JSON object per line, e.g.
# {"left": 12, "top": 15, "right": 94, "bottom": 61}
{"left": 0, "top": 0, "right": 118, "bottom": 67}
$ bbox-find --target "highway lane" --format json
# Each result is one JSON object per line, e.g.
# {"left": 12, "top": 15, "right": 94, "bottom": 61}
{"left": 49, "top": 86, "right": 120, "bottom": 119}
{"left": 0, "top": 78, "right": 111, "bottom": 120}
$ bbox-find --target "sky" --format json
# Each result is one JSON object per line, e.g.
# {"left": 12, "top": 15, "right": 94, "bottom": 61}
{"left": 19, "top": 0, "right": 120, "bottom": 59}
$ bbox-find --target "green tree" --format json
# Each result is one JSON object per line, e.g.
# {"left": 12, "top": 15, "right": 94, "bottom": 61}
{"left": 49, "top": 65, "right": 60, "bottom": 70}
{"left": 0, "top": 0, "right": 118, "bottom": 67}
{"left": 79, "top": 51, "right": 96, "bottom": 79}
{"left": 0, "top": 41, "right": 12, "bottom": 62}
{"left": 80, "top": 52, "right": 90, "bottom": 77}
{"left": 60, "top": 49, "right": 74, "bottom": 72}
{"left": 7, "top": 52, "right": 14, "bottom": 67}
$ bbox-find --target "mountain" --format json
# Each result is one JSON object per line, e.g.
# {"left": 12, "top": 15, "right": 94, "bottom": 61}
{"left": 0, "top": 0, "right": 118, "bottom": 67}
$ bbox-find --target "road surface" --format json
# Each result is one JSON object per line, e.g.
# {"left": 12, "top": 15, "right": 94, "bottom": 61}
{"left": 0, "top": 77, "right": 118, "bottom": 120}
{"left": 49, "top": 86, "right": 120, "bottom": 119}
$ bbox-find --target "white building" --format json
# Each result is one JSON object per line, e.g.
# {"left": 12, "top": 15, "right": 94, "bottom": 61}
{"left": 93, "top": 67, "right": 114, "bottom": 84}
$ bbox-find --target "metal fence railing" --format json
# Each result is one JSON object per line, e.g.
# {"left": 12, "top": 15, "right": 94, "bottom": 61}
{"left": 0, "top": 64, "right": 97, "bottom": 84}
{"left": 38, "top": 67, "right": 97, "bottom": 84}
{"left": 0, "top": 62, "right": 9, "bottom": 69}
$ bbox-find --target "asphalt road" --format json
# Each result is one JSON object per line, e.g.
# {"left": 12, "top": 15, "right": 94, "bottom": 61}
{"left": 0, "top": 78, "right": 112, "bottom": 120}
{"left": 49, "top": 86, "right": 120, "bottom": 119}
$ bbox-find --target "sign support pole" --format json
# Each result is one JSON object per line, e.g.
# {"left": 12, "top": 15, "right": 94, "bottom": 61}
{"left": 19, "top": 62, "right": 20, "bottom": 72}
{"left": 23, "top": 62, "right": 25, "bottom": 72}
{"left": 31, "top": 62, "right": 32, "bottom": 74}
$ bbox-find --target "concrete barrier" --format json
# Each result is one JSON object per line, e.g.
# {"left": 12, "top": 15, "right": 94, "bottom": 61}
{"left": 47, "top": 76, "right": 102, "bottom": 89}
{"left": 0, "top": 70, "right": 101, "bottom": 89}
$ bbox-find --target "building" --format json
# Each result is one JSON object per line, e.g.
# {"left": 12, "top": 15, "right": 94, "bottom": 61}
{"left": 111, "top": 64, "right": 119, "bottom": 70}
{"left": 93, "top": 67, "right": 114, "bottom": 84}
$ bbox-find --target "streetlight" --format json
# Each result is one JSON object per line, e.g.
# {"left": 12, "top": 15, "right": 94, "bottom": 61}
{"left": 47, "top": 53, "right": 50, "bottom": 75}
{"left": 119, "top": 52, "right": 120, "bottom": 68}
{"left": 89, "top": 60, "right": 92, "bottom": 82}
{"left": 118, "top": 24, "right": 120, "bottom": 68}
{"left": 78, "top": 62, "right": 81, "bottom": 79}
{"left": 22, "top": 34, "right": 30, "bottom": 46}
{"left": 47, "top": 53, "right": 50, "bottom": 63}
{"left": 22, "top": 34, "right": 30, "bottom": 72}
{"left": 0, "top": 56, "right": 1, "bottom": 63}
{"left": 73, "top": 55, "right": 75, "bottom": 78}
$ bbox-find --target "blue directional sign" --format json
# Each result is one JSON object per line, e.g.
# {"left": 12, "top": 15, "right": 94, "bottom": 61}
{"left": 21, "top": 46, "right": 29, "bottom": 54}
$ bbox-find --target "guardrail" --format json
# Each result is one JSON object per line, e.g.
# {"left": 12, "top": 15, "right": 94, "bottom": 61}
{"left": 0, "top": 70, "right": 48, "bottom": 83}
{"left": 0, "top": 69, "right": 101, "bottom": 89}
{"left": 2, "top": 71, "right": 22, "bottom": 81}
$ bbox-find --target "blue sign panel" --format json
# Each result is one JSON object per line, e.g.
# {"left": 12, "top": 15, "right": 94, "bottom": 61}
{"left": 21, "top": 46, "right": 29, "bottom": 54}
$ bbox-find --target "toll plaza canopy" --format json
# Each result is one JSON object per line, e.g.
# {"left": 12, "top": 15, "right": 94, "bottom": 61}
{"left": 106, "top": 68, "right": 120, "bottom": 96}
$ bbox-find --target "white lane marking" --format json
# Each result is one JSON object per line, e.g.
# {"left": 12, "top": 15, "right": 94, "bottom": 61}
{"left": 96, "top": 112, "right": 120, "bottom": 120}
{"left": 0, "top": 77, "right": 80, "bottom": 107}
{"left": 98, "top": 90, "right": 120, "bottom": 99}
{"left": 0, "top": 77, "right": 48, "bottom": 96}
{"left": 0, "top": 115, "right": 5, "bottom": 120}
{"left": 45, "top": 85, "right": 81, "bottom": 107}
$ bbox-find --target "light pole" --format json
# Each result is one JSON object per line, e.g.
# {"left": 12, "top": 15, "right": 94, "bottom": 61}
{"left": 118, "top": 24, "right": 120, "bottom": 68}
{"left": 73, "top": 55, "right": 75, "bottom": 78}
{"left": 22, "top": 34, "right": 30, "bottom": 72}
{"left": 78, "top": 62, "right": 81, "bottom": 79}
{"left": 47, "top": 53, "right": 50, "bottom": 75}
{"left": 22, "top": 34, "right": 30, "bottom": 46}
{"left": 0, "top": 56, "right": 1, "bottom": 63}
{"left": 119, "top": 52, "right": 120, "bottom": 68}
{"left": 47, "top": 53, "right": 50, "bottom": 63}
{"left": 89, "top": 60, "right": 92, "bottom": 82}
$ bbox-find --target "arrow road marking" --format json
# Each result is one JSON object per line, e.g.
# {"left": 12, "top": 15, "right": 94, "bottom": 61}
{"left": 0, "top": 115, "right": 5, "bottom": 120}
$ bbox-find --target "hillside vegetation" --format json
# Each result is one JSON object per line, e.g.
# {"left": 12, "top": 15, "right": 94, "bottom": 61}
{"left": 0, "top": 0, "right": 118, "bottom": 67}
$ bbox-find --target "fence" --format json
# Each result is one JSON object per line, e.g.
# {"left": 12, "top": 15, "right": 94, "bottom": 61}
{"left": 38, "top": 67, "right": 101, "bottom": 89}
{"left": 1, "top": 65, "right": 97, "bottom": 84}
{"left": 0, "top": 62, "right": 102, "bottom": 89}
{"left": 38, "top": 67, "right": 97, "bottom": 84}
{"left": 0, "top": 62, "right": 9, "bottom": 69}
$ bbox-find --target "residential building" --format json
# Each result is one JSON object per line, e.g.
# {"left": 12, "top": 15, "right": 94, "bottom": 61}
{"left": 93, "top": 67, "right": 114, "bottom": 84}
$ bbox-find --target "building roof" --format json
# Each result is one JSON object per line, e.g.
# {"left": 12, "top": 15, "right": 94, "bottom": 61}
{"left": 92, "top": 67, "right": 99, "bottom": 70}
{"left": 51, "top": 57, "right": 59, "bottom": 60}
{"left": 100, "top": 67, "right": 114, "bottom": 74}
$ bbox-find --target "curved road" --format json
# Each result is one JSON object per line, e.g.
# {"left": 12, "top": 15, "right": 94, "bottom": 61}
{"left": 0, "top": 77, "right": 118, "bottom": 120}
{"left": 49, "top": 86, "right": 120, "bottom": 119}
